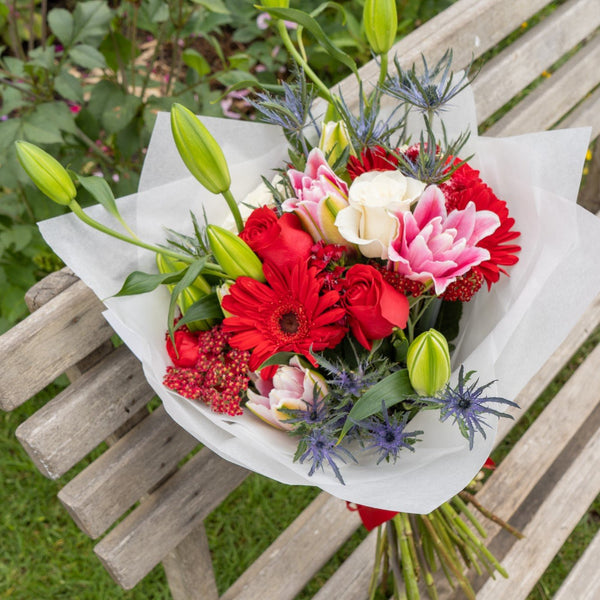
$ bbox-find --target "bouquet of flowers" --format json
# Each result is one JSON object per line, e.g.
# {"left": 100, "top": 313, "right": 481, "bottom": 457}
{"left": 16, "top": 1, "right": 600, "bottom": 598}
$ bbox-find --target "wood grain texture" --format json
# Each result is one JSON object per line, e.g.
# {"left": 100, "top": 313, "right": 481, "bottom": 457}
{"left": 553, "top": 530, "right": 600, "bottom": 600}
{"left": 58, "top": 404, "right": 198, "bottom": 539}
{"left": 0, "top": 279, "right": 113, "bottom": 411}
{"left": 476, "top": 425, "right": 600, "bottom": 599}
{"left": 311, "top": 530, "right": 377, "bottom": 600}
{"left": 162, "top": 523, "right": 219, "bottom": 600}
{"left": 220, "top": 494, "right": 361, "bottom": 600}
{"left": 486, "top": 35, "right": 600, "bottom": 136}
{"left": 335, "top": 0, "right": 551, "bottom": 105}
{"left": 16, "top": 345, "right": 154, "bottom": 479}
{"left": 24, "top": 268, "right": 78, "bottom": 312}
{"left": 472, "top": 0, "right": 600, "bottom": 122}
{"left": 94, "top": 448, "right": 248, "bottom": 590}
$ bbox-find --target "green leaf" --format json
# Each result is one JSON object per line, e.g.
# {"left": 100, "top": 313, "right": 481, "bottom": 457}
{"left": 175, "top": 294, "right": 223, "bottom": 330}
{"left": 102, "top": 90, "right": 142, "bottom": 134}
{"left": 215, "top": 70, "right": 258, "bottom": 88}
{"left": 48, "top": 8, "right": 74, "bottom": 46}
{"left": 339, "top": 370, "right": 414, "bottom": 441}
{"left": 260, "top": 6, "right": 358, "bottom": 75}
{"left": 114, "top": 269, "right": 186, "bottom": 297}
{"left": 258, "top": 352, "right": 298, "bottom": 369}
{"left": 182, "top": 48, "right": 211, "bottom": 77}
{"left": 31, "top": 102, "right": 79, "bottom": 136}
{"left": 27, "top": 46, "right": 56, "bottom": 72}
{"left": 69, "top": 44, "right": 107, "bottom": 69}
{"left": 190, "top": 0, "right": 230, "bottom": 14}
{"left": 167, "top": 258, "right": 207, "bottom": 339}
{"left": 75, "top": 174, "right": 119, "bottom": 218}
{"left": 0, "top": 119, "right": 21, "bottom": 153}
{"left": 22, "top": 110, "right": 63, "bottom": 145}
{"left": 98, "top": 30, "right": 134, "bottom": 72}
{"left": 71, "top": 0, "right": 113, "bottom": 47}
{"left": 54, "top": 71, "right": 84, "bottom": 102}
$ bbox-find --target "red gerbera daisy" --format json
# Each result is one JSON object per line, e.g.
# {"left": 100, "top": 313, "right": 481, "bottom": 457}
{"left": 221, "top": 261, "right": 347, "bottom": 371}
{"left": 347, "top": 146, "right": 399, "bottom": 180}
{"left": 440, "top": 164, "right": 521, "bottom": 289}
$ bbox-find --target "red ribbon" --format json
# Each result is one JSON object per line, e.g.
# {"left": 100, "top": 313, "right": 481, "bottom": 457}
{"left": 346, "top": 502, "right": 399, "bottom": 531}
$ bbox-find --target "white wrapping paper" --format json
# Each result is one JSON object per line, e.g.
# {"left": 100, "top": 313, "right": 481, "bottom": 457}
{"left": 38, "top": 87, "right": 600, "bottom": 512}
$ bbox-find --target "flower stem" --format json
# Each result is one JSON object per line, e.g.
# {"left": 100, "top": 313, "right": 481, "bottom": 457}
{"left": 277, "top": 20, "right": 334, "bottom": 104}
{"left": 458, "top": 491, "right": 524, "bottom": 540}
{"left": 68, "top": 200, "right": 195, "bottom": 263}
{"left": 221, "top": 189, "right": 244, "bottom": 233}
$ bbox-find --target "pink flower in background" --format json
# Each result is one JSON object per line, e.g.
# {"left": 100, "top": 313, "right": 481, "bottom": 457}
{"left": 283, "top": 148, "right": 349, "bottom": 244}
{"left": 388, "top": 186, "right": 500, "bottom": 294}
{"left": 69, "top": 104, "right": 81, "bottom": 114}
{"left": 256, "top": 12, "right": 298, "bottom": 30}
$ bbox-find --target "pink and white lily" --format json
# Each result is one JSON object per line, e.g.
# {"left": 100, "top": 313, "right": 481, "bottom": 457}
{"left": 282, "top": 148, "right": 349, "bottom": 244}
{"left": 246, "top": 356, "right": 328, "bottom": 431}
{"left": 388, "top": 185, "right": 500, "bottom": 294}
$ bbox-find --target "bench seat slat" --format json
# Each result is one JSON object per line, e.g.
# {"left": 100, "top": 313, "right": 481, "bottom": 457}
{"left": 553, "top": 529, "right": 600, "bottom": 600}
{"left": 221, "top": 494, "right": 361, "bottom": 600}
{"left": 339, "top": 0, "right": 551, "bottom": 109}
{"left": 24, "top": 267, "right": 78, "bottom": 312}
{"left": 15, "top": 345, "right": 154, "bottom": 479}
{"left": 486, "top": 35, "right": 600, "bottom": 137}
{"left": 472, "top": 0, "right": 600, "bottom": 122}
{"left": 0, "top": 280, "right": 113, "bottom": 411}
{"left": 58, "top": 404, "right": 198, "bottom": 539}
{"left": 559, "top": 86, "right": 600, "bottom": 140}
{"left": 94, "top": 448, "right": 248, "bottom": 590}
{"left": 477, "top": 424, "right": 600, "bottom": 599}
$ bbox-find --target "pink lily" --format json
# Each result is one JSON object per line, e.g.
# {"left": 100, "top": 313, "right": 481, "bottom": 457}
{"left": 388, "top": 186, "right": 500, "bottom": 295}
{"left": 283, "top": 148, "right": 349, "bottom": 244}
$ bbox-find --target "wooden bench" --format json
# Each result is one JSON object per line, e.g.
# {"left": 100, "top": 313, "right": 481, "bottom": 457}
{"left": 2, "top": 0, "right": 600, "bottom": 597}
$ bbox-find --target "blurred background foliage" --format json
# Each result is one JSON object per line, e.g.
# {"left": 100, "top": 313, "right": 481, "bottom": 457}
{"left": 0, "top": 0, "right": 452, "bottom": 333}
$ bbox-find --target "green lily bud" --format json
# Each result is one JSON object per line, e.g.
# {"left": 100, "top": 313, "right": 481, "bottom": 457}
{"left": 15, "top": 141, "right": 76, "bottom": 206}
{"left": 170, "top": 103, "right": 231, "bottom": 195}
{"left": 319, "top": 120, "right": 356, "bottom": 168}
{"left": 216, "top": 282, "right": 233, "bottom": 318}
{"left": 261, "top": 0, "right": 289, "bottom": 7}
{"left": 363, "top": 0, "right": 397, "bottom": 55}
{"left": 156, "top": 253, "right": 212, "bottom": 331}
{"left": 206, "top": 225, "right": 265, "bottom": 282}
{"left": 406, "top": 329, "right": 451, "bottom": 396}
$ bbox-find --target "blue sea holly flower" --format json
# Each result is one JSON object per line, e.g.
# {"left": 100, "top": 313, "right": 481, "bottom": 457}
{"left": 297, "top": 428, "right": 356, "bottom": 484}
{"left": 425, "top": 366, "right": 519, "bottom": 449}
{"left": 365, "top": 403, "right": 423, "bottom": 464}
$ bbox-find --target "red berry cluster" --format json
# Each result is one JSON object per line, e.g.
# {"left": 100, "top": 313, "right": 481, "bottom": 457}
{"left": 371, "top": 262, "right": 426, "bottom": 297}
{"left": 163, "top": 325, "right": 251, "bottom": 416}
{"left": 441, "top": 270, "right": 484, "bottom": 302}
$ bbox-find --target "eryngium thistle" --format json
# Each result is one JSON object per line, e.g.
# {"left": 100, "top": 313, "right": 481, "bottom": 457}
{"left": 423, "top": 366, "right": 518, "bottom": 449}
{"left": 383, "top": 50, "right": 473, "bottom": 116}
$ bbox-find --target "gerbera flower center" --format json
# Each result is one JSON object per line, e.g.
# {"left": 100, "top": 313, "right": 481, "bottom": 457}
{"left": 269, "top": 300, "right": 310, "bottom": 343}
{"left": 279, "top": 311, "right": 300, "bottom": 334}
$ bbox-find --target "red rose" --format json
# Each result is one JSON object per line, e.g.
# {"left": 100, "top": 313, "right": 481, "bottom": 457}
{"left": 166, "top": 329, "right": 199, "bottom": 367}
{"left": 342, "top": 264, "right": 409, "bottom": 350}
{"left": 239, "top": 206, "right": 313, "bottom": 270}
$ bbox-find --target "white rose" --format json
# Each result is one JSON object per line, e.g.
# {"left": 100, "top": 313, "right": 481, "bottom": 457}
{"left": 334, "top": 170, "right": 426, "bottom": 259}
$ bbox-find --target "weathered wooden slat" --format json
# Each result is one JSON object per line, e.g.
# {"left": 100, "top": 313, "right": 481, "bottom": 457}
{"left": 472, "top": 0, "right": 600, "bottom": 122}
{"left": 476, "top": 425, "right": 600, "bottom": 599}
{"left": 559, "top": 86, "right": 600, "bottom": 140}
{"left": 94, "top": 448, "right": 248, "bottom": 590}
{"left": 221, "top": 493, "right": 361, "bottom": 600}
{"left": 0, "top": 279, "right": 113, "bottom": 411}
{"left": 24, "top": 267, "right": 78, "bottom": 312}
{"left": 15, "top": 345, "right": 154, "bottom": 479}
{"left": 337, "top": 0, "right": 551, "bottom": 103}
{"left": 486, "top": 35, "right": 600, "bottom": 136}
{"left": 553, "top": 529, "right": 600, "bottom": 600}
{"left": 162, "top": 523, "right": 219, "bottom": 600}
{"left": 311, "top": 530, "right": 377, "bottom": 600}
{"left": 58, "top": 404, "right": 198, "bottom": 538}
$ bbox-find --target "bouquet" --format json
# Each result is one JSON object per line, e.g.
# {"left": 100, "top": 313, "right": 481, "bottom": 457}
{"left": 16, "top": 2, "right": 600, "bottom": 598}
